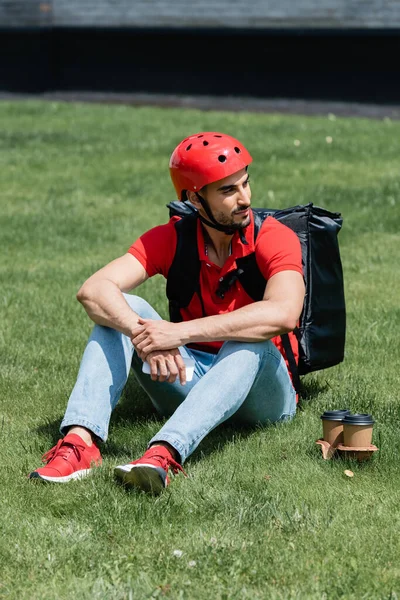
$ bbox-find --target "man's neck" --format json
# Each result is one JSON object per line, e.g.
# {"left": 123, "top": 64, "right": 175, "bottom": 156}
{"left": 202, "top": 225, "right": 233, "bottom": 267}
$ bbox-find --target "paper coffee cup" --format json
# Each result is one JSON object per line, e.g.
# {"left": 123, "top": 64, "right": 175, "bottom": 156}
{"left": 320, "top": 409, "right": 351, "bottom": 446}
{"left": 342, "top": 413, "right": 374, "bottom": 447}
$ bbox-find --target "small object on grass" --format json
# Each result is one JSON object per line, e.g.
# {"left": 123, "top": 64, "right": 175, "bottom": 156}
{"left": 173, "top": 549, "right": 183, "bottom": 558}
{"left": 294, "top": 139, "right": 301, "bottom": 147}
{"left": 344, "top": 470, "right": 354, "bottom": 478}
{"left": 264, "top": 474, "right": 272, "bottom": 481}
{"left": 158, "top": 584, "right": 171, "bottom": 594}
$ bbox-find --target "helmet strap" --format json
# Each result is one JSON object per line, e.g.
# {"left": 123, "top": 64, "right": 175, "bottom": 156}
{"left": 195, "top": 193, "right": 249, "bottom": 245}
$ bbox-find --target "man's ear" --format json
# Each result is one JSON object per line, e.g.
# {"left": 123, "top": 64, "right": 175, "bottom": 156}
{"left": 187, "top": 190, "right": 202, "bottom": 209}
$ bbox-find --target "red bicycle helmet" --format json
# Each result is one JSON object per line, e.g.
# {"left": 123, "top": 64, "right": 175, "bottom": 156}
{"left": 169, "top": 132, "right": 253, "bottom": 199}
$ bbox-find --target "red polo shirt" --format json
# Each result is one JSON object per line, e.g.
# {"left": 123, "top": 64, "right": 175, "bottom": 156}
{"left": 128, "top": 211, "right": 303, "bottom": 384}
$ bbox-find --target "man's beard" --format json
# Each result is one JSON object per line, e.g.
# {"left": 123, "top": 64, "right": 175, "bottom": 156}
{"left": 212, "top": 208, "right": 251, "bottom": 231}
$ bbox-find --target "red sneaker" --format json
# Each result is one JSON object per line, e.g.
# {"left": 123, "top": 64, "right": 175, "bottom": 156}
{"left": 29, "top": 433, "right": 102, "bottom": 483}
{"left": 114, "top": 445, "right": 186, "bottom": 494}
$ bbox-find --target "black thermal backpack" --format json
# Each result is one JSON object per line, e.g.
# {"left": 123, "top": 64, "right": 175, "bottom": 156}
{"left": 166, "top": 200, "right": 346, "bottom": 393}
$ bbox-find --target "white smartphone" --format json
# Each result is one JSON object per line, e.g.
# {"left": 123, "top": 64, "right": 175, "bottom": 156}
{"left": 142, "top": 356, "right": 195, "bottom": 382}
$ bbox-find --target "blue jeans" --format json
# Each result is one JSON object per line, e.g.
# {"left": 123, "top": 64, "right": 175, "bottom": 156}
{"left": 60, "top": 294, "right": 296, "bottom": 463}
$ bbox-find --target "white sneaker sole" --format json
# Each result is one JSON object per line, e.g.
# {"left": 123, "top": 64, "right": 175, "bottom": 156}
{"left": 29, "top": 468, "right": 92, "bottom": 483}
{"left": 114, "top": 463, "right": 166, "bottom": 494}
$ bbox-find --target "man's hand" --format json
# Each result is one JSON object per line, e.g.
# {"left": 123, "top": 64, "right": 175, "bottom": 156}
{"left": 140, "top": 348, "right": 187, "bottom": 385}
{"left": 131, "top": 318, "right": 185, "bottom": 355}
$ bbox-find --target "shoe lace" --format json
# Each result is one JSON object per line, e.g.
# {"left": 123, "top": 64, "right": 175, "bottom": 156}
{"left": 145, "top": 447, "right": 187, "bottom": 477}
{"left": 167, "top": 455, "right": 187, "bottom": 478}
{"left": 42, "top": 439, "right": 86, "bottom": 465}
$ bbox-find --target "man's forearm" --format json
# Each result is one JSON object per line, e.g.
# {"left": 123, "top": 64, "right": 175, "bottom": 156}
{"left": 77, "top": 280, "right": 140, "bottom": 338}
{"left": 179, "top": 300, "right": 297, "bottom": 345}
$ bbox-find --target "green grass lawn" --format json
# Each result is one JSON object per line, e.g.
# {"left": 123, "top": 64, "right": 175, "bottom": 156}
{"left": 1, "top": 100, "right": 400, "bottom": 599}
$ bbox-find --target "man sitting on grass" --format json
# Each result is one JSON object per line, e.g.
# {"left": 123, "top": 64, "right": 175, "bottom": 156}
{"left": 29, "top": 131, "right": 305, "bottom": 494}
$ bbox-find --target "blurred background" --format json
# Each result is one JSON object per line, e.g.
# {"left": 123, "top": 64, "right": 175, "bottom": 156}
{"left": 1, "top": 0, "right": 400, "bottom": 104}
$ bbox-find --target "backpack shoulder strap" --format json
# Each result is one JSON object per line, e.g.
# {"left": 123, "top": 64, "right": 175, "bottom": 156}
{"left": 235, "top": 208, "right": 272, "bottom": 301}
{"left": 166, "top": 213, "right": 201, "bottom": 323}
{"left": 280, "top": 332, "right": 301, "bottom": 395}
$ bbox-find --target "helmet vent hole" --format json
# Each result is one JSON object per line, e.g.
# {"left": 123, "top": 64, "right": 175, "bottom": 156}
{"left": 186, "top": 144, "right": 192, "bottom": 151}
{"left": 203, "top": 141, "right": 209, "bottom": 146}
{"left": 197, "top": 135, "right": 204, "bottom": 138}
{"left": 234, "top": 147, "right": 241, "bottom": 154}
{"left": 214, "top": 135, "right": 222, "bottom": 138}
{"left": 218, "top": 155, "right": 227, "bottom": 163}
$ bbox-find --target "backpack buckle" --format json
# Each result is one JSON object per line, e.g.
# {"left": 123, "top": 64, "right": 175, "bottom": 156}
{"left": 215, "top": 269, "right": 244, "bottom": 299}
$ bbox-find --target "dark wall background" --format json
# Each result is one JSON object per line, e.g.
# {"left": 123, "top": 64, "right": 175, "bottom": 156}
{"left": 1, "top": 0, "right": 400, "bottom": 103}
{"left": 0, "top": 27, "right": 400, "bottom": 104}
{"left": 1, "top": 27, "right": 400, "bottom": 103}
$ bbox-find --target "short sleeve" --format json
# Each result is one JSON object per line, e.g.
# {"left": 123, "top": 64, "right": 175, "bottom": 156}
{"left": 255, "top": 216, "right": 303, "bottom": 280}
{"left": 127, "top": 217, "right": 179, "bottom": 277}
